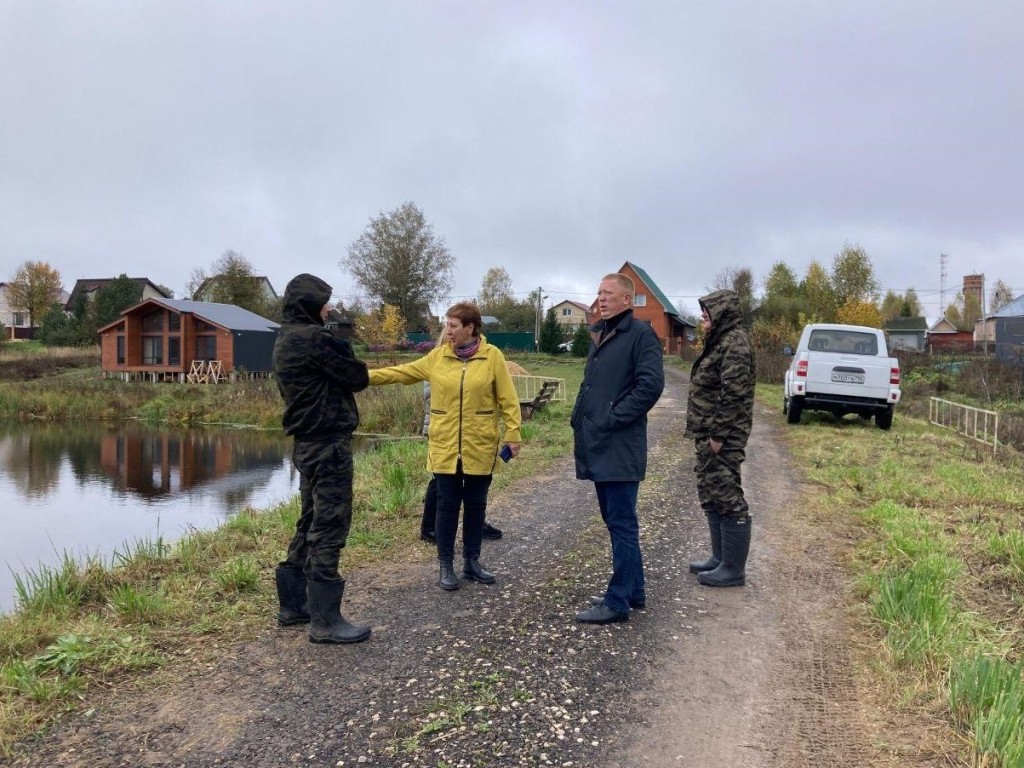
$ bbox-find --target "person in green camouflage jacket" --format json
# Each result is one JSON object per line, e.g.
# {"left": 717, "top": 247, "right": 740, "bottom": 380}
{"left": 272, "top": 273, "right": 372, "bottom": 644}
{"left": 684, "top": 289, "right": 755, "bottom": 587}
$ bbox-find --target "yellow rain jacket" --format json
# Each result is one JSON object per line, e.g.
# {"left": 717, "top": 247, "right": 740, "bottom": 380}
{"left": 368, "top": 339, "right": 522, "bottom": 475}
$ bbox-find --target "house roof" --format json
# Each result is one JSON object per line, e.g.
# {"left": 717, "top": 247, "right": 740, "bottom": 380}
{"left": 883, "top": 317, "right": 928, "bottom": 332}
{"left": 97, "top": 298, "right": 279, "bottom": 334}
{"left": 66, "top": 277, "right": 170, "bottom": 311}
{"left": 552, "top": 299, "right": 590, "bottom": 312}
{"left": 194, "top": 275, "right": 278, "bottom": 299}
{"left": 928, "top": 317, "right": 963, "bottom": 334}
{"left": 989, "top": 294, "right": 1024, "bottom": 318}
{"left": 624, "top": 262, "right": 681, "bottom": 318}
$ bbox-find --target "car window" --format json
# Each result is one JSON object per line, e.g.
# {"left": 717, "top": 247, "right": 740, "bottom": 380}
{"left": 807, "top": 331, "right": 877, "bottom": 355}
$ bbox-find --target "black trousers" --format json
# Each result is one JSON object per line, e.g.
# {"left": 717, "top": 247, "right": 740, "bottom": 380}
{"left": 433, "top": 467, "right": 492, "bottom": 561}
{"left": 282, "top": 435, "right": 354, "bottom": 582}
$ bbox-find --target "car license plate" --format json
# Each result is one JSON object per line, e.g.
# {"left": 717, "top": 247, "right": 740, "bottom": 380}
{"left": 831, "top": 372, "right": 865, "bottom": 384}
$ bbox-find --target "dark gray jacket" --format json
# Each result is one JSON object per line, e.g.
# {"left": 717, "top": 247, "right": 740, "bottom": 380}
{"left": 684, "top": 289, "right": 755, "bottom": 448}
{"left": 571, "top": 310, "right": 665, "bottom": 481}
{"left": 273, "top": 273, "right": 369, "bottom": 440}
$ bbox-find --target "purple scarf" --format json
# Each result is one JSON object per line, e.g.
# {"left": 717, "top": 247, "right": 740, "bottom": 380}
{"left": 454, "top": 337, "right": 481, "bottom": 360}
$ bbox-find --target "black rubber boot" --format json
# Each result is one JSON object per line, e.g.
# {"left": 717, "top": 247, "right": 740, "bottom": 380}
{"left": 275, "top": 565, "right": 310, "bottom": 626}
{"left": 463, "top": 558, "right": 496, "bottom": 584}
{"left": 439, "top": 559, "right": 460, "bottom": 591}
{"left": 306, "top": 578, "right": 371, "bottom": 644}
{"left": 698, "top": 516, "right": 751, "bottom": 587}
{"left": 688, "top": 511, "right": 723, "bottom": 574}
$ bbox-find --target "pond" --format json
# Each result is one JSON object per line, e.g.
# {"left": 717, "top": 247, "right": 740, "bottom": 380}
{"left": 0, "top": 421, "right": 299, "bottom": 614}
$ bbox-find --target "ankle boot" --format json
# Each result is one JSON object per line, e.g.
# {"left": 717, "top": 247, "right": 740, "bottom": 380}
{"left": 275, "top": 565, "right": 310, "bottom": 625}
{"left": 698, "top": 516, "right": 751, "bottom": 587}
{"left": 463, "top": 558, "right": 496, "bottom": 584}
{"left": 306, "top": 578, "right": 371, "bottom": 644}
{"left": 688, "top": 511, "right": 723, "bottom": 574}
{"left": 439, "top": 559, "right": 460, "bottom": 591}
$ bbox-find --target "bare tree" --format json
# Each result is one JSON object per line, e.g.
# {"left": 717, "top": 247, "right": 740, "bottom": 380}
{"left": 990, "top": 279, "right": 1015, "bottom": 313}
{"left": 341, "top": 202, "right": 455, "bottom": 330}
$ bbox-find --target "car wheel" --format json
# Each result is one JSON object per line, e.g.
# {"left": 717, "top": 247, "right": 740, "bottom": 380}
{"left": 876, "top": 406, "right": 894, "bottom": 430}
{"left": 786, "top": 396, "right": 803, "bottom": 424}
{"left": 782, "top": 395, "right": 789, "bottom": 415}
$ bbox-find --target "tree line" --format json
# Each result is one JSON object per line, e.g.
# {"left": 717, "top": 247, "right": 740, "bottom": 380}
{"left": 4, "top": 203, "right": 1017, "bottom": 353}
{"left": 703, "top": 244, "right": 1016, "bottom": 352}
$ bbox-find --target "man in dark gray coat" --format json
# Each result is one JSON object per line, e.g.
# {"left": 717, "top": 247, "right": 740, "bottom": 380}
{"left": 571, "top": 273, "right": 665, "bottom": 623}
{"left": 273, "top": 273, "right": 371, "bottom": 644}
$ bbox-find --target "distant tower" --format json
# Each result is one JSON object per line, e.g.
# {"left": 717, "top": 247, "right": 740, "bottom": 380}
{"left": 963, "top": 274, "right": 985, "bottom": 325}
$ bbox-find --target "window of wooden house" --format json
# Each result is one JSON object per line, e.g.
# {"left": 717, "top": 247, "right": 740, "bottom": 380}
{"left": 562, "top": 308, "right": 572, "bottom": 316}
{"left": 168, "top": 336, "right": 181, "bottom": 366}
{"left": 142, "top": 336, "right": 163, "bottom": 365}
{"left": 168, "top": 312, "right": 181, "bottom": 332}
{"left": 116, "top": 335, "right": 125, "bottom": 365}
{"left": 634, "top": 294, "right": 647, "bottom": 307}
{"left": 195, "top": 319, "right": 216, "bottom": 332}
{"left": 141, "top": 310, "right": 164, "bottom": 332}
{"left": 13, "top": 312, "right": 27, "bottom": 326}
{"left": 195, "top": 335, "right": 216, "bottom": 361}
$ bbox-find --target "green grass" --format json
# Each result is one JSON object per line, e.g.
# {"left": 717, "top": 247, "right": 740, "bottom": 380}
{"left": 761, "top": 382, "right": 1024, "bottom": 766}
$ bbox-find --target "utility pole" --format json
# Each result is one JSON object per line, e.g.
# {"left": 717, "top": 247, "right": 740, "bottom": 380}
{"left": 535, "top": 286, "right": 543, "bottom": 351}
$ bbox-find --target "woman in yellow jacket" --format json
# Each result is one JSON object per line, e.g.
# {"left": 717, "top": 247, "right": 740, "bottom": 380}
{"left": 369, "top": 302, "right": 521, "bottom": 590}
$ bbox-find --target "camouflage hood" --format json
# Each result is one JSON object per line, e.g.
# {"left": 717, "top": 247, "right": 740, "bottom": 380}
{"left": 699, "top": 289, "right": 743, "bottom": 348}
{"left": 282, "top": 273, "right": 332, "bottom": 326}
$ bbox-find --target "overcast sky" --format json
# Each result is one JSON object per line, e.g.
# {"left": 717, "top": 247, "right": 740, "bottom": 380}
{"left": 3, "top": 1, "right": 1022, "bottom": 319}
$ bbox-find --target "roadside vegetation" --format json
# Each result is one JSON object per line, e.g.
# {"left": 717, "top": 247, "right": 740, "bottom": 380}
{"left": 0, "top": 355, "right": 582, "bottom": 755}
{"left": 763, "top": 382, "right": 1024, "bottom": 767}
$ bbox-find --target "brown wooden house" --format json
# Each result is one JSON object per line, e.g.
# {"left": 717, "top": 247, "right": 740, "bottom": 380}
{"left": 97, "top": 298, "right": 279, "bottom": 382}
{"left": 589, "top": 261, "right": 695, "bottom": 354}
{"left": 927, "top": 316, "right": 976, "bottom": 354}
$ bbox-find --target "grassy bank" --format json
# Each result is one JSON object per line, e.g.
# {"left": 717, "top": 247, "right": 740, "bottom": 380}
{"left": 760, "top": 384, "right": 1024, "bottom": 766}
{"left": 0, "top": 357, "right": 582, "bottom": 754}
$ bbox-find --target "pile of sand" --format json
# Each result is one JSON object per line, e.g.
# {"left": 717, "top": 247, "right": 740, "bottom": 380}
{"left": 505, "top": 361, "right": 529, "bottom": 376}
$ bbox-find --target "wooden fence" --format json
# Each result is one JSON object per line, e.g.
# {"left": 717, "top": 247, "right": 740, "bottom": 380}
{"left": 929, "top": 397, "right": 1000, "bottom": 454}
{"left": 510, "top": 375, "right": 567, "bottom": 404}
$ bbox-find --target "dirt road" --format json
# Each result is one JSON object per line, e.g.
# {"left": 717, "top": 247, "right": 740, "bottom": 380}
{"left": 8, "top": 367, "right": 878, "bottom": 767}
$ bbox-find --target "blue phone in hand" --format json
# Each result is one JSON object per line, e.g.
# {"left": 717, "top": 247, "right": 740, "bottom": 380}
{"left": 499, "top": 444, "right": 514, "bottom": 462}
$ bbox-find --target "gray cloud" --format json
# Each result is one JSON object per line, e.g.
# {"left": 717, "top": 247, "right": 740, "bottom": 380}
{"left": 2, "top": 1, "right": 1022, "bottom": 319}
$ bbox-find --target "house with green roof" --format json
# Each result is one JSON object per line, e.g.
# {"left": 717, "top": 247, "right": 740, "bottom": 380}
{"left": 589, "top": 261, "right": 696, "bottom": 354}
{"left": 882, "top": 316, "right": 928, "bottom": 351}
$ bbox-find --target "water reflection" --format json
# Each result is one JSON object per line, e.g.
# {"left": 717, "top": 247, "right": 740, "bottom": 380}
{"left": 0, "top": 422, "right": 298, "bottom": 614}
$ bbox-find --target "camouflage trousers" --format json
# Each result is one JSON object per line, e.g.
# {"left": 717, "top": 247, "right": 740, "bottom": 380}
{"left": 693, "top": 438, "right": 749, "bottom": 519}
{"left": 282, "top": 434, "right": 355, "bottom": 582}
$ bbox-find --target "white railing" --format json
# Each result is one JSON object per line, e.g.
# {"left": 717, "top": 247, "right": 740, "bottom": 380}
{"left": 929, "top": 397, "right": 1000, "bottom": 454}
{"left": 510, "top": 374, "right": 567, "bottom": 403}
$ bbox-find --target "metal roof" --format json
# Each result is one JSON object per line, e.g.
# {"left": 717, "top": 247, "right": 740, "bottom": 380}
{"left": 152, "top": 299, "right": 279, "bottom": 332}
{"left": 883, "top": 316, "right": 928, "bottom": 331}
{"left": 990, "top": 294, "right": 1024, "bottom": 318}
{"left": 624, "top": 262, "right": 681, "bottom": 318}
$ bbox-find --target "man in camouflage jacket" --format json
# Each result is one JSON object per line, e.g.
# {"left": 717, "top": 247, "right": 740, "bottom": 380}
{"left": 684, "top": 289, "right": 755, "bottom": 587}
{"left": 272, "top": 273, "right": 372, "bottom": 644}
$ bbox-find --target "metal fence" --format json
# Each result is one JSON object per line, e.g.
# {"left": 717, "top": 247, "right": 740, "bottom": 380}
{"left": 929, "top": 397, "right": 1000, "bottom": 453}
{"left": 511, "top": 374, "right": 568, "bottom": 403}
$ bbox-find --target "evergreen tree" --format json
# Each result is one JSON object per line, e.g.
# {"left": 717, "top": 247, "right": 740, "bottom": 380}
{"left": 538, "top": 308, "right": 562, "bottom": 354}
{"left": 571, "top": 322, "right": 591, "bottom": 357}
